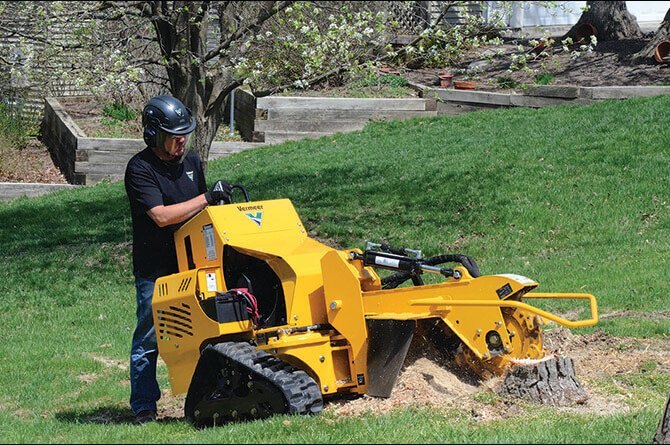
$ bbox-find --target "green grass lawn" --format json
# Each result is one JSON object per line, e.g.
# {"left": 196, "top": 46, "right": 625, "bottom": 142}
{"left": 0, "top": 95, "right": 669, "bottom": 443}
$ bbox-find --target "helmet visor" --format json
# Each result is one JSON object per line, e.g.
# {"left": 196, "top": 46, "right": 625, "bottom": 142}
{"left": 158, "top": 130, "right": 194, "bottom": 164}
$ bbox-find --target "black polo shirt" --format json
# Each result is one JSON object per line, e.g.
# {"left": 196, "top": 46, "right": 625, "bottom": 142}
{"left": 124, "top": 148, "right": 207, "bottom": 280}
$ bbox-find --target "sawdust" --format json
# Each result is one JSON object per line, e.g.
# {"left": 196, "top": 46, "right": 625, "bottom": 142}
{"left": 322, "top": 327, "right": 670, "bottom": 422}
{"left": 545, "top": 327, "right": 670, "bottom": 379}
{"left": 326, "top": 333, "right": 484, "bottom": 418}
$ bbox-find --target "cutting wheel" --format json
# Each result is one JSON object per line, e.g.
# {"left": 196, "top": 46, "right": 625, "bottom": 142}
{"left": 454, "top": 307, "right": 545, "bottom": 378}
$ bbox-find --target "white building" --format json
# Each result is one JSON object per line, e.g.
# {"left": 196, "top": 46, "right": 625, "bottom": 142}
{"left": 488, "top": 1, "right": 669, "bottom": 33}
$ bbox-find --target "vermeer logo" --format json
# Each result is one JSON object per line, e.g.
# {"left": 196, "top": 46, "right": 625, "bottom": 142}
{"left": 237, "top": 205, "right": 263, "bottom": 211}
{"left": 238, "top": 205, "right": 264, "bottom": 227}
{"left": 245, "top": 211, "right": 263, "bottom": 227}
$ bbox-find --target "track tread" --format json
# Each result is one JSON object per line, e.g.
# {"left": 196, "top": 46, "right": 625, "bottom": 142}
{"left": 185, "top": 341, "right": 323, "bottom": 426}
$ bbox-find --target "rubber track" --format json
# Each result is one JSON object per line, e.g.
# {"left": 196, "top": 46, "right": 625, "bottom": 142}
{"left": 186, "top": 341, "right": 323, "bottom": 425}
{"left": 222, "top": 342, "right": 323, "bottom": 414}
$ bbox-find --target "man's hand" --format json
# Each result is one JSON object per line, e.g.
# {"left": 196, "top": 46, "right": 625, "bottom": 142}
{"left": 205, "top": 180, "right": 233, "bottom": 205}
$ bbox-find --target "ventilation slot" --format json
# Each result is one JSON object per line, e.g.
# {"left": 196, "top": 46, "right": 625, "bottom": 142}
{"left": 157, "top": 305, "right": 193, "bottom": 341}
{"left": 157, "top": 282, "right": 169, "bottom": 297}
{"left": 178, "top": 277, "right": 192, "bottom": 293}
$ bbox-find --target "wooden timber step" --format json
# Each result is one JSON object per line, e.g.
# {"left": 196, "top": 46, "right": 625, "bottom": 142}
{"left": 256, "top": 96, "right": 433, "bottom": 111}
{"left": 74, "top": 141, "right": 266, "bottom": 184}
{"left": 262, "top": 131, "right": 335, "bottom": 144}
{"left": 254, "top": 119, "right": 367, "bottom": 133}
{"left": 265, "top": 108, "right": 437, "bottom": 120}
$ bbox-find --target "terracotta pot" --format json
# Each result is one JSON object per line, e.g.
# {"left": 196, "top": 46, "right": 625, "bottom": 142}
{"left": 654, "top": 40, "right": 670, "bottom": 63}
{"left": 529, "top": 41, "right": 549, "bottom": 56}
{"left": 454, "top": 80, "right": 476, "bottom": 90}
{"left": 438, "top": 73, "right": 453, "bottom": 88}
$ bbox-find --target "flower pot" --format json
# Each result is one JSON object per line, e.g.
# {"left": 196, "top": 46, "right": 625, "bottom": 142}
{"left": 654, "top": 41, "right": 670, "bottom": 63}
{"left": 454, "top": 80, "right": 476, "bottom": 90}
{"left": 528, "top": 41, "right": 549, "bottom": 56}
{"left": 438, "top": 73, "right": 453, "bottom": 88}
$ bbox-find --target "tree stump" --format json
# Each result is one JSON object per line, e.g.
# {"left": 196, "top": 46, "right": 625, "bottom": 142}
{"left": 499, "top": 355, "right": 588, "bottom": 406}
{"left": 654, "top": 394, "right": 670, "bottom": 444}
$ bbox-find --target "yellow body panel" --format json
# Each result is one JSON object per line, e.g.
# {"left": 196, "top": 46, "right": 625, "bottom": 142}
{"left": 322, "top": 250, "right": 372, "bottom": 394}
{"left": 153, "top": 268, "right": 253, "bottom": 394}
{"left": 153, "top": 198, "right": 599, "bottom": 397}
{"left": 256, "top": 331, "right": 356, "bottom": 395}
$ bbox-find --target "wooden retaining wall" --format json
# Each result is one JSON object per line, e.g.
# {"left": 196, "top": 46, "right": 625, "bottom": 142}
{"left": 232, "top": 85, "right": 670, "bottom": 144}
{"left": 419, "top": 84, "right": 670, "bottom": 114}
{"left": 0, "top": 182, "right": 80, "bottom": 202}
{"left": 42, "top": 97, "right": 266, "bottom": 186}
{"left": 236, "top": 89, "right": 438, "bottom": 144}
{"left": 42, "top": 84, "right": 670, "bottom": 186}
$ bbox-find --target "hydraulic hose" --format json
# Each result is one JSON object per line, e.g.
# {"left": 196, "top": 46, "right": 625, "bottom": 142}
{"left": 381, "top": 254, "right": 480, "bottom": 289}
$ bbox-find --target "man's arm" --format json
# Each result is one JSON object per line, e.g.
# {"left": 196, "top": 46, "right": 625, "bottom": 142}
{"left": 146, "top": 193, "right": 209, "bottom": 228}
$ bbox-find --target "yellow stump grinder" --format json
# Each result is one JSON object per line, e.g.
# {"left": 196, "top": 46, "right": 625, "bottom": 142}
{"left": 152, "top": 187, "right": 598, "bottom": 426}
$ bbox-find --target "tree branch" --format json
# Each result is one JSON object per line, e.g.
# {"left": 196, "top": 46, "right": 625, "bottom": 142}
{"left": 205, "top": 78, "right": 243, "bottom": 116}
{"left": 203, "top": 1, "right": 294, "bottom": 62}
{"left": 252, "top": 2, "right": 457, "bottom": 97}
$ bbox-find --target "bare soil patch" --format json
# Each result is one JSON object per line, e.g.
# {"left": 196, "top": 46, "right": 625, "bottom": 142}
{"left": 0, "top": 139, "right": 67, "bottom": 184}
{"left": 404, "top": 38, "right": 670, "bottom": 91}
{"left": 58, "top": 96, "right": 143, "bottom": 140}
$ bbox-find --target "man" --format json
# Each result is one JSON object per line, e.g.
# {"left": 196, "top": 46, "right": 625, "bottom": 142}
{"left": 124, "top": 95, "right": 231, "bottom": 424}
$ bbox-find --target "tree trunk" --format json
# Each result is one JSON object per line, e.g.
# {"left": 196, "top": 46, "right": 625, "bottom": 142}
{"left": 655, "top": 393, "right": 670, "bottom": 444}
{"left": 145, "top": 2, "right": 287, "bottom": 172}
{"left": 150, "top": 2, "right": 226, "bottom": 173}
{"left": 633, "top": 8, "right": 670, "bottom": 62}
{"left": 192, "top": 112, "right": 222, "bottom": 174}
{"left": 563, "top": 1, "right": 642, "bottom": 42}
{"left": 499, "top": 355, "right": 589, "bottom": 406}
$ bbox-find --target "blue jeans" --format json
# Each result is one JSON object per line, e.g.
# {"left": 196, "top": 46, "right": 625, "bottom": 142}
{"left": 129, "top": 276, "right": 161, "bottom": 415}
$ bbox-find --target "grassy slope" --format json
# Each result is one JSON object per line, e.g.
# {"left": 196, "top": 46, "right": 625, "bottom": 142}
{"left": 0, "top": 95, "right": 668, "bottom": 443}
{"left": 212, "top": 95, "right": 669, "bottom": 317}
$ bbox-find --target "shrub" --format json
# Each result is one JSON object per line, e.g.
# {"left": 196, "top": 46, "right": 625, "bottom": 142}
{"left": 497, "top": 76, "right": 517, "bottom": 89}
{"left": 0, "top": 102, "right": 38, "bottom": 149}
{"left": 102, "top": 101, "right": 137, "bottom": 122}
{"left": 534, "top": 72, "right": 555, "bottom": 85}
{"left": 353, "top": 73, "right": 409, "bottom": 88}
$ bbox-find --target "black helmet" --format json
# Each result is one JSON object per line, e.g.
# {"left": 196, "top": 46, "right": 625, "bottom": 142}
{"left": 142, "top": 96, "right": 196, "bottom": 147}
